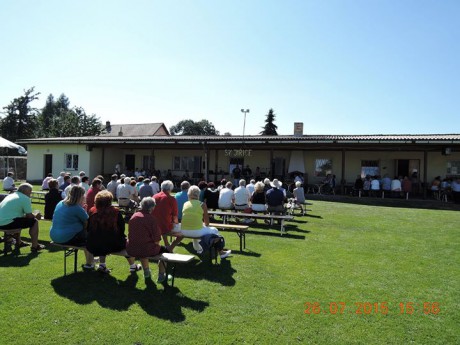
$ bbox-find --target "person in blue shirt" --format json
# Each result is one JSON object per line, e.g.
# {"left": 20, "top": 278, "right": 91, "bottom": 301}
{"left": 175, "top": 181, "right": 190, "bottom": 222}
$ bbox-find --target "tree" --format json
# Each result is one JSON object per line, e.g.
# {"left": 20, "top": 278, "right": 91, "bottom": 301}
{"left": 170, "top": 119, "right": 220, "bottom": 135}
{"left": 38, "top": 93, "right": 103, "bottom": 137}
{"left": 260, "top": 108, "right": 278, "bottom": 135}
{"left": 0, "top": 87, "right": 40, "bottom": 141}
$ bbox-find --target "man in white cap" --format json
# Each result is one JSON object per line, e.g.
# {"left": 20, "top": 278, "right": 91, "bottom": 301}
{"left": 266, "top": 179, "right": 286, "bottom": 214}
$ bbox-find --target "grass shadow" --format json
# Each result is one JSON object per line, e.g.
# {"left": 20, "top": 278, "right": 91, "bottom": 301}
{"left": 50, "top": 272, "right": 209, "bottom": 322}
{"left": 244, "top": 229, "right": 306, "bottom": 240}
{"left": 0, "top": 248, "right": 42, "bottom": 267}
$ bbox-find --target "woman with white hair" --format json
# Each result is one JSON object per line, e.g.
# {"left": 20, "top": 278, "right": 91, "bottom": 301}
{"left": 293, "top": 181, "right": 306, "bottom": 215}
{"left": 176, "top": 185, "right": 231, "bottom": 259}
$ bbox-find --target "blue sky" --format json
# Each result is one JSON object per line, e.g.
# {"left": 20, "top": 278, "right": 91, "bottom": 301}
{"left": 1, "top": 0, "right": 459, "bottom": 135}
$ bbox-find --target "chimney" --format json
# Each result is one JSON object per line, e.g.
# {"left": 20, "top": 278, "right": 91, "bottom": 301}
{"left": 294, "top": 122, "right": 303, "bottom": 136}
{"left": 118, "top": 126, "right": 123, "bottom": 136}
{"left": 105, "top": 121, "right": 111, "bottom": 133}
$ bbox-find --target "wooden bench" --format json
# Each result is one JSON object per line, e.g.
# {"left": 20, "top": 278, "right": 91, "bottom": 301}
{"left": 208, "top": 210, "right": 294, "bottom": 235}
{"left": 51, "top": 243, "right": 195, "bottom": 287}
{"left": 30, "top": 191, "right": 47, "bottom": 204}
{"left": 208, "top": 223, "right": 248, "bottom": 251}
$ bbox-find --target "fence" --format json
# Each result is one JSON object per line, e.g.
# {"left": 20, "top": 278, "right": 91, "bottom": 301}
{"left": 0, "top": 156, "right": 27, "bottom": 180}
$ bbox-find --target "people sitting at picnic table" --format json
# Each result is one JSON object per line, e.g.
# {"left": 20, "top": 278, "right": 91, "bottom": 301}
{"left": 116, "top": 177, "right": 138, "bottom": 208}
{"left": 138, "top": 178, "right": 154, "bottom": 200}
{"left": 402, "top": 176, "right": 412, "bottom": 196}
{"left": 174, "top": 185, "right": 231, "bottom": 259}
{"left": 3, "top": 172, "right": 16, "bottom": 192}
{"left": 391, "top": 176, "right": 402, "bottom": 197}
{"left": 58, "top": 174, "right": 71, "bottom": 192}
{"left": 234, "top": 179, "right": 251, "bottom": 211}
{"left": 266, "top": 179, "right": 286, "bottom": 214}
{"left": 370, "top": 176, "right": 381, "bottom": 196}
{"left": 250, "top": 181, "right": 267, "bottom": 212}
{"left": 41, "top": 173, "right": 53, "bottom": 191}
{"left": 246, "top": 179, "right": 256, "bottom": 195}
{"left": 198, "top": 180, "right": 208, "bottom": 202}
{"left": 218, "top": 181, "right": 234, "bottom": 210}
{"left": 85, "top": 178, "right": 103, "bottom": 211}
{"left": 293, "top": 181, "right": 306, "bottom": 215}
{"left": 126, "top": 197, "right": 170, "bottom": 283}
{"left": 352, "top": 175, "right": 364, "bottom": 196}
{"left": 50, "top": 186, "right": 94, "bottom": 268}
{"left": 86, "top": 190, "right": 141, "bottom": 274}
{"left": 62, "top": 176, "right": 80, "bottom": 199}
{"left": 175, "top": 181, "right": 190, "bottom": 222}
{"left": 0, "top": 183, "right": 45, "bottom": 251}
{"left": 381, "top": 174, "right": 392, "bottom": 192}
{"left": 44, "top": 179, "right": 62, "bottom": 220}
{"left": 79, "top": 176, "right": 90, "bottom": 193}
{"left": 152, "top": 180, "right": 183, "bottom": 252}
{"left": 363, "top": 175, "right": 371, "bottom": 196}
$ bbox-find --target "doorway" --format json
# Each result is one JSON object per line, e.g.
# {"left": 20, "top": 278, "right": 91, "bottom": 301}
{"left": 396, "top": 159, "right": 419, "bottom": 178}
{"left": 125, "top": 154, "right": 135, "bottom": 172}
{"left": 44, "top": 154, "right": 52, "bottom": 177}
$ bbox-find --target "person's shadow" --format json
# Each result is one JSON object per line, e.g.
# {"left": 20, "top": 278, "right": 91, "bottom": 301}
{"left": 51, "top": 272, "right": 209, "bottom": 322}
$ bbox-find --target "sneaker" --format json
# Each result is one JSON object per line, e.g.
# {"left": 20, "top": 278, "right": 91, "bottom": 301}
{"left": 129, "top": 264, "right": 142, "bottom": 272}
{"left": 156, "top": 273, "right": 173, "bottom": 284}
{"left": 31, "top": 244, "right": 45, "bottom": 252}
{"left": 97, "top": 265, "right": 111, "bottom": 274}
{"left": 196, "top": 249, "right": 203, "bottom": 255}
{"left": 82, "top": 264, "right": 95, "bottom": 271}
{"left": 220, "top": 250, "right": 232, "bottom": 259}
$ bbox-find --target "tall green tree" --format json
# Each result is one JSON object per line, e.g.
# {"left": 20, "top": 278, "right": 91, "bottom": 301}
{"left": 170, "top": 119, "right": 220, "bottom": 135}
{"left": 0, "top": 87, "right": 40, "bottom": 141}
{"left": 260, "top": 108, "right": 278, "bottom": 135}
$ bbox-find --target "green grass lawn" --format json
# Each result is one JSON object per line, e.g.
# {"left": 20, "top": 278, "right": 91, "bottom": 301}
{"left": 0, "top": 187, "right": 459, "bottom": 344}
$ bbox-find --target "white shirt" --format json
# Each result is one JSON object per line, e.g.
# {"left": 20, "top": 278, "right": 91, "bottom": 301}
{"left": 218, "top": 188, "right": 234, "bottom": 209}
{"left": 150, "top": 181, "right": 160, "bottom": 194}
{"left": 117, "top": 183, "right": 136, "bottom": 200}
{"left": 3, "top": 176, "right": 15, "bottom": 190}
{"left": 107, "top": 180, "right": 119, "bottom": 197}
{"left": 79, "top": 182, "right": 90, "bottom": 193}
{"left": 57, "top": 175, "right": 65, "bottom": 186}
{"left": 41, "top": 176, "right": 53, "bottom": 190}
{"left": 234, "top": 186, "right": 250, "bottom": 206}
{"left": 391, "top": 179, "right": 402, "bottom": 191}
{"left": 246, "top": 183, "right": 255, "bottom": 196}
{"left": 62, "top": 183, "right": 78, "bottom": 199}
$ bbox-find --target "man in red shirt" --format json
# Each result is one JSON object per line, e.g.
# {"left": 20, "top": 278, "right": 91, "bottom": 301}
{"left": 152, "top": 180, "right": 183, "bottom": 251}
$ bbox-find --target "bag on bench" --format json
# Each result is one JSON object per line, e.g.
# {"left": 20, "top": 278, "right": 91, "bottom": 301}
{"left": 199, "top": 234, "right": 225, "bottom": 263}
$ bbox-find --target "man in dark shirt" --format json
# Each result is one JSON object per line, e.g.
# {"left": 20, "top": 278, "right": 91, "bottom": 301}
{"left": 266, "top": 179, "right": 286, "bottom": 214}
{"left": 58, "top": 175, "right": 71, "bottom": 191}
{"left": 232, "top": 165, "right": 242, "bottom": 187}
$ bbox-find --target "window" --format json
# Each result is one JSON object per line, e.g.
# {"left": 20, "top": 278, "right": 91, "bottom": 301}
{"left": 314, "top": 158, "right": 332, "bottom": 177}
{"left": 65, "top": 154, "right": 79, "bottom": 170}
{"left": 173, "top": 156, "right": 201, "bottom": 171}
{"left": 447, "top": 161, "right": 460, "bottom": 176}
{"left": 361, "top": 160, "right": 379, "bottom": 178}
{"left": 142, "top": 155, "right": 154, "bottom": 171}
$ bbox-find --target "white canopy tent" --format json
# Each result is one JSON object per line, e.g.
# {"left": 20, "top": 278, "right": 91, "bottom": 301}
{"left": 0, "top": 137, "right": 27, "bottom": 178}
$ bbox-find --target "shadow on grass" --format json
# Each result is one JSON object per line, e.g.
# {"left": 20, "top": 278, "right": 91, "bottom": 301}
{"left": 0, "top": 247, "right": 42, "bottom": 267}
{"left": 51, "top": 272, "right": 209, "bottom": 322}
{"left": 176, "top": 259, "right": 237, "bottom": 286}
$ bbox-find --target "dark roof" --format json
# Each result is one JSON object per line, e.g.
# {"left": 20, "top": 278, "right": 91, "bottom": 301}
{"left": 99, "top": 123, "right": 169, "bottom": 137}
{"left": 18, "top": 134, "right": 460, "bottom": 145}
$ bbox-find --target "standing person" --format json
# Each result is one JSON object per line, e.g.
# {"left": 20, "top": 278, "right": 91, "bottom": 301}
{"left": 106, "top": 174, "right": 119, "bottom": 199}
{"left": 50, "top": 186, "right": 94, "bottom": 268}
{"left": 175, "top": 186, "right": 231, "bottom": 258}
{"left": 152, "top": 180, "right": 183, "bottom": 251}
{"left": 242, "top": 165, "right": 252, "bottom": 183}
{"left": 3, "top": 172, "right": 16, "bottom": 191}
{"left": 232, "top": 164, "right": 242, "bottom": 187}
{"left": 44, "top": 179, "right": 62, "bottom": 220}
{"left": 126, "top": 197, "right": 170, "bottom": 283}
{"left": 0, "top": 183, "right": 45, "bottom": 251}
{"left": 174, "top": 181, "right": 190, "bottom": 222}
{"left": 86, "top": 190, "right": 141, "bottom": 274}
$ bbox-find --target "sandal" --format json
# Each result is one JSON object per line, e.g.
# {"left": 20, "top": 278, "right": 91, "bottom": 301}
{"left": 129, "top": 264, "right": 142, "bottom": 272}
{"left": 31, "top": 244, "right": 45, "bottom": 252}
{"left": 97, "top": 265, "right": 111, "bottom": 274}
{"left": 18, "top": 241, "right": 30, "bottom": 248}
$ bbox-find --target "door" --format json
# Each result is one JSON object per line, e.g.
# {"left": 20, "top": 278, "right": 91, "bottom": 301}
{"left": 125, "top": 154, "right": 135, "bottom": 172}
{"left": 44, "top": 154, "right": 52, "bottom": 177}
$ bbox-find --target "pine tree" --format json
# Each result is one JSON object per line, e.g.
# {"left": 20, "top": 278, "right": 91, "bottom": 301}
{"left": 260, "top": 108, "right": 278, "bottom": 135}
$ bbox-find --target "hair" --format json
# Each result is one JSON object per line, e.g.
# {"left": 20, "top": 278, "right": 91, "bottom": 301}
{"left": 220, "top": 179, "right": 227, "bottom": 186}
{"left": 7, "top": 172, "right": 14, "bottom": 177}
{"left": 188, "top": 185, "right": 200, "bottom": 200}
{"left": 198, "top": 181, "right": 207, "bottom": 190}
{"left": 161, "top": 180, "right": 174, "bottom": 192}
{"left": 17, "top": 183, "right": 33, "bottom": 194}
{"left": 207, "top": 182, "right": 215, "bottom": 188}
{"left": 138, "top": 176, "right": 144, "bottom": 182}
{"left": 91, "top": 178, "right": 102, "bottom": 188}
{"left": 124, "top": 177, "right": 131, "bottom": 184}
{"left": 140, "top": 197, "right": 156, "bottom": 212}
{"left": 95, "top": 190, "right": 113, "bottom": 208}
{"left": 225, "top": 181, "right": 233, "bottom": 189}
{"left": 143, "top": 178, "right": 150, "bottom": 184}
{"left": 47, "top": 173, "right": 53, "bottom": 177}
{"left": 81, "top": 176, "right": 89, "bottom": 183}
{"left": 295, "top": 181, "right": 301, "bottom": 188}
{"left": 151, "top": 176, "right": 158, "bottom": 181}
{"left": 96, "top": 175, "right": 104, "bottom": 182}
{"left": 250, "top": 179, "right": 255, "bottom": 184}
{"left": 255, "top": 181, "right": 265, "bottom": 192}
{"left": 70, "top": 176, "right": 80, "bottom": 184}
{"left": 264, "top": 178, "right": 270, "bottom": 185}
{"left": 64, "top": 186, "right": 86, "bottom": 206}
{"left": 79, "top": 171, "right": 86, "bottom": 176}
{"left": 181, "top": 181, "right": 190, "bottom": 190}
{"left": 48, "top": 179, "right": 59, "bottom": 189}
{"left": 111, "top": 174, "right": 118, "bottom": 180}
{"left": 64, "top": 175, "right": 71, "bottom": 181}
{"left": 239, "top": 179, "right": 246, "bottom": 187}
{"left": 130, "top": 180, "right": 136, "bottom": 187}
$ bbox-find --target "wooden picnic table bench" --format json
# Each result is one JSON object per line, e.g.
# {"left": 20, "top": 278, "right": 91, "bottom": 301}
{"left": 30, "top": 191, "right": 47, "bottom": 204}
{"left": 208, "top": 210, "right": 294, "bottom": 235}
{"left": 51, "top": 242, "right": 194, "bottom": 287}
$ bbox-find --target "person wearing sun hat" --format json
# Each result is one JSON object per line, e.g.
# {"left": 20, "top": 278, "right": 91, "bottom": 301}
{"left": 266, "top": 178, "right": 286, "bottom": 214}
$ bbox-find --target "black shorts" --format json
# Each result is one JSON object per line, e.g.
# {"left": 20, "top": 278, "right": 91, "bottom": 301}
{"left": 0, "top": 217, "right": 36, "bottom": 230}
{"left": 60, "top": 229, "right": 88, "bottom": 247}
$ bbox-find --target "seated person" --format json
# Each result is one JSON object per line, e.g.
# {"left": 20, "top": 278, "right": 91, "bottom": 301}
{"left": 138, "top": 178, "right": 154, "bottom": 200}
{"left": 62, "top": 176, "right": 81, "bottom": 199}
{"left": 116, "top": 177, "right": 138, "bottom": 208}
{"left": 233, "top": 179, "right": 251, "bottom": 211}
{"left": 431, "top": 176, "right": 441, "bottom": 191}
{"left": 362, "top": 175, "right": 371, "bottom": 196}
{"left": 58, "top": 174, "right": 71, "bottom": 192}
{"left": 293, "top": 181, "right": 306, "bottom": 215}
{"left": 266, "top": 179, "right": 286, "bottom": 214}
{"left": 44, "top": 179, "right": 62, "bottom": 220}
{"left": 79, "top": 176, "right": 90, "bottom": 193}
{"left": 85, "top": 178, "right": 103, "bottom": 211}
{"left": 41, "top": 173, "right": 53, "bottom": 191}
{"left": 203, "top": 182, "right": 219, "bottom": 211}
{"left": 50, "top": 186, "right": 94, "bottom": 269}
{"left": 3, "top": 172, "right": 16, "bottom": 191}
{"left": 370, "top": 176, "right": 381, "bottom": 196}
{"left": 106, "top": 174, "right": 119, "bottom": 199}
{"left": 381, "top": 174, "right": 392, "bottom": 192}
{"left": 402, "top": 176, "right": 412, "bottom": 195}
{"left": 0, "top": 183, "right": 44, "bottom": 251}
{"left": 218, "top": 181, "right": 234, "bottom": 210}
{"left": 250, "top": 181, "right": 267, "bottom": 212}
{"left": 353, "top": 175, "right": 364, "bottom": 196}
{"left": 86, "top": 190, "right": 141, "bottom": 274}
{"left": 175, "top": 181, "right": 190, "bottom": 222}
{"left": 391, "top": 176, "right": 402, "bottom": 197}
{"left": 174, "top": 186, "right": 231, "bottom": 259}
{"left": 126, "top": 197, "right": 170, "bottom": 283}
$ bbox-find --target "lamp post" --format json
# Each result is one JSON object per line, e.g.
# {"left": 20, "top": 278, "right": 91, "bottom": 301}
{"left": 241, "top": 109, "right": 249, "bottom": 139}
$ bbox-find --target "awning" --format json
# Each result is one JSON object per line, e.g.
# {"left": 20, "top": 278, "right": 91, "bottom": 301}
{"left": 288, "top": 150, "right": 305, "bottom": 174}
{"left": 0, "top": 137, "right": 27, "bottom": 154}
